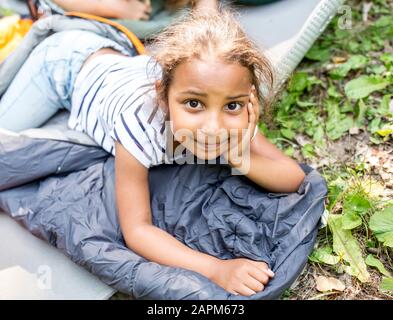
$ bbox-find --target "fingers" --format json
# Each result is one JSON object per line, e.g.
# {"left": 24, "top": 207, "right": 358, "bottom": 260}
{"left": 244, "top": 102, "right": 256, "bottom": 146}
{"left": 235, "top": 284, "right": 258, "bottom": 297}
{"left": 249, "top": 260, "right": 275, "bottom": 278}
{"left": 247, "top": 265, "right": 270, "bottom": 285}
{"left": 247, "top": 85, "right": 258, "bottom": 132}
{"left": 247, "top": 101, "right": 256, "bottom": 126}
{"left": 249, "top": 85, "right": 260, "bottom": 121}
{"left": 244, "top": 85, "right": 259, "bottom": 145}
{"left": 234, "top": 261, "right": 274, "bottom": 297}
{"left": 243, "top": 274, "right": 265, "bottom": 292}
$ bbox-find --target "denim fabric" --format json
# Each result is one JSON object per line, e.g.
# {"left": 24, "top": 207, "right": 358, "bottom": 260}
{"left": 0, "top": 29, "right": 130, "bottom": 132}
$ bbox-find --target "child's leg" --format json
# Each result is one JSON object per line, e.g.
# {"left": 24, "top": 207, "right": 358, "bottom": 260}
{"left": 0, "top": 30, "right": 132, "bottom": 132}
{"left": 0, "top": 44, "right": 63, "bottom": 132}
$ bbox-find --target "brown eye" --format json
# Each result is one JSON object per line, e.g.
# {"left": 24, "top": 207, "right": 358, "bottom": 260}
{"left": 186, "top": 100, "right": 201, "bottom": 109}
{"left": 225, "top": 102, "right": 242, "bottom": 111}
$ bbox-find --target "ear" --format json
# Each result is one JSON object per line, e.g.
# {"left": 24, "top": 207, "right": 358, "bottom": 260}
{"left": 155, "top": 79, "right": 162, "bottom": 92}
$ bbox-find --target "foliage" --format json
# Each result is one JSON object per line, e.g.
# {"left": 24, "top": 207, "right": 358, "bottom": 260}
{"left": 270, "top": 0, "right": 393, "bottom": 299}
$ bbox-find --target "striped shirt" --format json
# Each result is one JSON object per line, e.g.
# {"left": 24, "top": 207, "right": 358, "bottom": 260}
{"left": 70, "top": 54, "right": 184, "bottom": 168}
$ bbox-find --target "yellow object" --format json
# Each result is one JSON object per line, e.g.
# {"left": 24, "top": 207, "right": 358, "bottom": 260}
{"left": 0, "top": 13, "right": 144, "bottom": 64}
{"left": 0, "top": 15, "right": 32, "bottom": 63}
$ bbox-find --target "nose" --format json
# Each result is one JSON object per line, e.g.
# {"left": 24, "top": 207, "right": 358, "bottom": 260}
{"left": 198, "top": 113, "right": 227, "bottom": 144}
{"left": 200, "top": 112, "right": 222, "bottom": 136}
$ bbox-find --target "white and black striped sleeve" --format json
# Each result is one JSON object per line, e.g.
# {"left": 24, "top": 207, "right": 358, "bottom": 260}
{"left": 109, "top": 107, "right": 155, "bottom": 169}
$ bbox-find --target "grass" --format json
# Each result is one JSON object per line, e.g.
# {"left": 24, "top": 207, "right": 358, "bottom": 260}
{"left": 269, "top": 0, "right": 393, "bottom": 300}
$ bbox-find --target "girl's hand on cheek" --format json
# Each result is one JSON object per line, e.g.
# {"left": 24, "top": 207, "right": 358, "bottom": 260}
{"left": 224, "top": 85, "right": 260, "bottom": 171}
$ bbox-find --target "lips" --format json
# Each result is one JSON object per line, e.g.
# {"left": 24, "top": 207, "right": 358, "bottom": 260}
{"left": 195, "top": 140, "right": 222, "bottom": 150}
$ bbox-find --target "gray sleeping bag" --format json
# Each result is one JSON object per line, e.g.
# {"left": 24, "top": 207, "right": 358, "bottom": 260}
{"left": 0, "top": 126, "right": 327, "bottom": 300}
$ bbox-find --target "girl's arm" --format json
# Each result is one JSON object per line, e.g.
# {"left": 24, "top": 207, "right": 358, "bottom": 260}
{"left": 232, "top": 131, "right": 306, "bottom": 193}
{"left": 115, "top": 140, "right": 274, "bottom": 296}
{"left": 250, "top": 132, "right": 306, "bottom": 192}
{"left": 114, "top": 141, "right": 218, "bottom": 279}
{"left": 51, "top": 0, "right": 152, "bottom": 20}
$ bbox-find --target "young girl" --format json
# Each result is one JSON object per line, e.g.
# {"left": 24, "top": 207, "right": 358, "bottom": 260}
{"left": 0, "top": 6, "right": 305, "bottom": 296}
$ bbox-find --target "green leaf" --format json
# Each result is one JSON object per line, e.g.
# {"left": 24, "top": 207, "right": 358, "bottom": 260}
{"left": 368, "top": 117, "right": 382, "bottom": 133}
{"left": 327, "top": 177, "right": 347, "bottom": 211}
{"left": 340, "top": 100, "right": 354, "bottom": 113}
{"left": 258, "top": 122, "right": 269, "bottom": 136}
{"left": 368, "top": 64, "right": 386, "bottom": 75}
{"left": 369, "top": 135, "right": 384, "bottom": 145}
{"left": 306, "top": 46, "right": 330, "bottom": 62}
{"left": 328, "top": 215, "right": 370, "bottom": 283}
{"left": 348, "top": 41, "right": 360, "bottom": 53}
{"left": 309, "top": 246, "right": 340, "bottom": 265}
{"left": 347, "top": 55, "right": 368, "bottom": 69}
{"left": 341, "top": 211, "right": 362, "bottom": 230}
{"left": 296, "top": 99, "right": 315, "bottom": 108}
{"left": 288, "top": 72, "right": 308, "bottom": 92}
{"left": 327, "top": 86, "right": 342, "bottom": 98}
{"left": 374, "top": 15, "right": 393, "bottom": 28}
{"left": 343, "top": 193, "right": 372, "bottom": 216}
{"left": 280, "top": 128, "right": 295, "bottom": 140}
{"left": 380, "top": 278, "right": 393, "bottom": 292}
{"left": 330, "top": 55, "right": 368, "bottom": 78}
{"left": 380, "top": 53, "right": 393, "bottom": 69}
{"left": 326, "top": 114, "right": 353, "bottom": 140}
{"left": 284, "top": 146, "right": 295, "bottom": 157}
{"left": 344, "top": 76, "right": 390, "bottom": 100}
{"left": 366, "top": 240, "right": 376, "bottom": 248}
{"left": 329, "top": 64, "right": 352, "bottom": 79}
{"left": 301, "top": 144, "right": 315, "bottom": 159}
{"left": 306, "top": 76, "right": 323, "bottom": 90}
{"left": 277, "top": 91, "right": 299, "bottom": 112}
{"left": 365, "top": 254, "right": 392, "bottom": 277}
{"left": 342, "top": 265, "right": 369, "bottom": 281}
{"left": 313, "top": 125, "right": 324, "bottom": 144}
{"left": 335, "top": 28, "right": 350, "bottom": 40}
{"left": 325, "top": 99, "right": 354, "bottom": 140}
{"left": 377, "top": 94, "right": 392, "bottom": 116}
{"left": 369, "top": 206, "right": 393, "bottom": 248}
{"left": 355, "top": 100, "right": 368, "bottom": 128}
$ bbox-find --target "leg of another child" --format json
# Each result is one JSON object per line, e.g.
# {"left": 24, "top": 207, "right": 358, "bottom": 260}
{"left": 0, "top": 40, "right": 67, "bottom": 132}
{"left": 0, "top": 29, "right": 130, "bottom": 132}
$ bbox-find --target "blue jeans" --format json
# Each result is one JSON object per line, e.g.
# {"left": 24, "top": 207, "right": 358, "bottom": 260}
{"left": 0, "top": 30, "right": 131, "bottom": 132}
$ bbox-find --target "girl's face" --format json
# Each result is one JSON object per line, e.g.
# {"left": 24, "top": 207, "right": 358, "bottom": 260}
{"left": 165, "top": 57, "right": 254, "bottom": 160}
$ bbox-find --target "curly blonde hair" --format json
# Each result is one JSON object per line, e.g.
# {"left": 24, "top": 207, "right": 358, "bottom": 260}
{"left": 148, "top": 4, "right": 275, "bottom": 121}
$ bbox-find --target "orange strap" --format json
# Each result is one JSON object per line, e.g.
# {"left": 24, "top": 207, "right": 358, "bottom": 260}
{"left": 65, "top": 12, "right": 146, "bottom": 55}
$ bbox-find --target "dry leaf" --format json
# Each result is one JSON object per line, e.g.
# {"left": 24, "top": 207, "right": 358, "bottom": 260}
{"left": 349, "top": 127, "right": 360, "bottom": 135}
{"left": 315, "top": 276, "right": 346, "bottom": 292}
{"left": 332, "top": 56, "right": 348, "bottom": 64}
